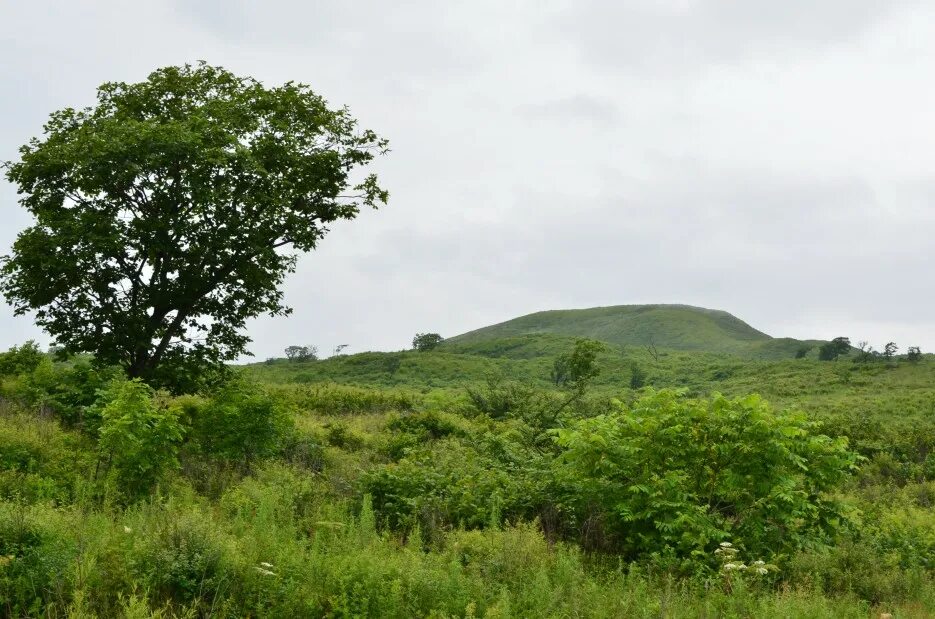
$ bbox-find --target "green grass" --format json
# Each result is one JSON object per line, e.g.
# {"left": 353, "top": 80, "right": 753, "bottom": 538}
{"left": 443, "top": 304, "right": 825, "bottom": 359}
{"left": 3, "top": 333, "right": 935, "bottom": 617}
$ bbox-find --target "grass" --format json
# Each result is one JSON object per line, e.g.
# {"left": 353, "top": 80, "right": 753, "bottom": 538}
{"left": 2, "top": 334, "right": 935, "bottom": 616}
{"left": 442, "top": 304, "right": 827, "bottom": 359}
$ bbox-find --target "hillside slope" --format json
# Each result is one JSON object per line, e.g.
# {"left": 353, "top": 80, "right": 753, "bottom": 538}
{"left": 445, "top": 304, "right": 820, "bottom": 359}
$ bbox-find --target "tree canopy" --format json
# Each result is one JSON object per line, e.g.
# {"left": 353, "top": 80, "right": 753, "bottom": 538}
{"left": 412, "top": 333, "right": 443, "bottom": 352}
{"left": 0, "top": 63, "right": 388, "bottom": 389}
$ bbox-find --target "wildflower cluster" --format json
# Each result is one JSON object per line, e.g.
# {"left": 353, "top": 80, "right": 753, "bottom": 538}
{"left": 253, "top": 562, "right": 277, "bottom": 577}
{"left": 713, "top": 542, "right": 776, "bottom": 591}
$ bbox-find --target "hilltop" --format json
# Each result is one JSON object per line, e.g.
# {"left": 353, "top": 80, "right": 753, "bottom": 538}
{"left": 445, "top": 304, "right": 824, "bottom": 359}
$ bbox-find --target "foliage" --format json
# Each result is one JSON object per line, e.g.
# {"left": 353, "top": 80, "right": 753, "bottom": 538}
{"left": 553, "top": 390, "right": 860, "bottom": 567}
{"left": 96, "top": 379, "right": 184, "bottom": 499}
{"left": 412, "top": 332, "right": 443, "bottom": 352}
{"left": 183, "top": 378, "right": 291, "bottom": 469}
{"left": 284, "top": 345, "right": 318, "bottom": 361}
{"left": 629, "top": 362, "right": 647, "bottom": 389}
{"left": 794, "top": 345, "right": 812, "bottom": 359}
{"left": 0, "top": 62, "right": 388, "bottom": 390}
{"left": 818, "top": 337, "right": 851, "bottom": 361}
{"left": 2, "top": 334, "right": 935, "bottom": 615}
{"left": 907, "top": 346, "right": 923, "bottom": 363}
{"left": 0, "top": 341, "right": 44, "bottom": 377}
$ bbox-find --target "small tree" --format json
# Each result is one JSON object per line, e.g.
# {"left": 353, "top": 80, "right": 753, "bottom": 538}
{"left": 629, "top": 363, "right": 647, "bottom": 389}
{"left": 546, "top": 339, "right": 606, "bottom": 421}
{"left": 285, "top": 345, "right": 318, "bottom": 361}
{"left": 818, "top": 337, "right": 851, "bottom": 361}
{"left": 96, "top": 379, "right": 183, "bottom": 499}
{"left": 412, "top": 333, "right": 443, "bottom": 352}
{"left": 0, "top": 341, "right": 45, "bottom": 377}
{"left": 907, "top": 346, "right": 922, "bottom": 363}
{"left": 883, "top": 342, "right": 899, "bottom": 360}
{"left": 794, "top": 345, "right": 812, "bottom": 359}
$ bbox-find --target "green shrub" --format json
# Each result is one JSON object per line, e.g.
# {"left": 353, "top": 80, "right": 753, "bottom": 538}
{"left": 553, "top": 390, "right": 860, "bottom": 568}
{"left": 0, "top": 341, "right": 45, "bottom": 377}
{"left": 184, "top": 379, "right": 291, "bottom": 469}
{"left": 97, "top": 380, "right": 184, "bottom": 500}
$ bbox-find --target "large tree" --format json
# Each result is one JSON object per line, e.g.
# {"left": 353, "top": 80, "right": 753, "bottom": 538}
{"left": 1, "top": 63, "right": 388, "bottom": 389}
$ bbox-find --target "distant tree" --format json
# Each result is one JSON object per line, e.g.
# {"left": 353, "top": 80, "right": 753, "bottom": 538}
{"left": 883, "top": 342, "right": 899, "bottom": 360}
{"left": 412, "top": 333, "right": 443, "bottom": 352}
{"left": 0, "top": 62, "right": 388, "bottom": 391}
{"left": 332, "top": 344, "right": 349, "bottom": 357}
{"left": 818, "top": 337, "right": 851, "bottom": 361}
{"left": 629, "top": 363, "right": 647, "bottom": 389}
{"left": 645, "top": 335, "right": 660, "bottom": 362}
{"left": 794, "top": 345, "right": 812, "bottom": 359}
{"left": 907, "top": 346, "right": 922, "bottom": 363}
{"left": 854, "top": 341, "right": 876, "bottom": 364}
{"left": 284, "top": 345, "right": 318, "bottom": 362}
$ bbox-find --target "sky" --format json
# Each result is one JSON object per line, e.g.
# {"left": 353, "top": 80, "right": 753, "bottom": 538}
{"left": 1, "top": 0, "right": 934, "bottom": 359}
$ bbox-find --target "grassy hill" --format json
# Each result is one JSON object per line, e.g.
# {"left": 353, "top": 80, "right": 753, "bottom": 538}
{"left": 444, "top": 304, "right": 824, "bottom": 359}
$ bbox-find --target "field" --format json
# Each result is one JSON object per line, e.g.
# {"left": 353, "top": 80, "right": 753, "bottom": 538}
{"left": 1, "top": 316, "right": 934, "bottom": 617}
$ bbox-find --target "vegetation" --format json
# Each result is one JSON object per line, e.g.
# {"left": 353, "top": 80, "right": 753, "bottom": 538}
{"left": 819, "top": 337, "right": 852, "bottom": 361}
{"left": 0, "top": 330, "right": 933, "bottom": 616}
{"left": 0, "top": 62, "right": 388, "bottom": 390}
{"left": 445, "top": 304, "right": 828, "bottom": 359}
{"left": 284, "top": 345, "right": 318, "bottom": 362}
{"left": 412, "top": 333, "right": 444, "bottom": 352}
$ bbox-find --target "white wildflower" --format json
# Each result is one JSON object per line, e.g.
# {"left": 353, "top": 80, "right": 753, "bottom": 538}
{"left": 719, "top": 542, "right": 733, "bottom": 548}
{"left": 253, "top": 566, "right": 277, "bottom": 577}
{"left": 123, "top": 526, "right": 132, "bottom": 534}
{"left": 260, "top": 562, "right": 274, "bottom": 568}
{"left": 756, "top": 567, "right": 768, "bottom": 575}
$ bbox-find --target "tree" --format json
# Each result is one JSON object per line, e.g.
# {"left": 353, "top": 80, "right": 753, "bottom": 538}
{"left": 794, "top": 345, "right": 812, "bottom": 359}
{"left": 284, "top": 345, "right": 317, "bottom": 361}
{"left": 546, "top": 339, "right": 606, "bottom": 421}
{"left": 883, "top": 342, "right": 899, "bottom": 360}
{"left": 412, "top": 333, "right": 443, "bottom": 352}
{"left": 907, "top": 346, "right": 922, "bottom": 363}
{"left": 0, "top": 63, "right": 388, "bottom": 390}
{"left": 629, "top": 363, "right": 647, "bottom": 389}
{"left": 818, "top": 337, "right": 851, "bottom": 361}
{"left": 854, "top": 340, "right": 877, "bottom": 364}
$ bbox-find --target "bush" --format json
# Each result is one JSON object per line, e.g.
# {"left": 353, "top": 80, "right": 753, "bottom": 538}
{"left": 97, "top": 380, "right": 184, "bottom": 500}
{"left": 552, "top": 390, "right": 860, "bottom": 568}
{"left": 0, "top": 341, "right": 45, "bottom": 377}
{"left": 184, "top": 379, "right": 291, "bottom": 469}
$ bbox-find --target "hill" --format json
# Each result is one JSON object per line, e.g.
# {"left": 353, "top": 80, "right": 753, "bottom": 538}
{"left": 445, "top": 304, "right": 823, "bottom": 359}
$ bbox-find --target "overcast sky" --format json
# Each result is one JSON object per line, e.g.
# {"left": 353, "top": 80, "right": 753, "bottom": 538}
{"left": 2, "top": 1, "right": 934, "bottom": 359}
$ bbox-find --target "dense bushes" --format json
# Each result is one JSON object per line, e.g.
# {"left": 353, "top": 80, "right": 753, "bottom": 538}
{"left": 182, "top": 379, "right": 291, "bottom": 468}
{"left": 366, "top": 390, "right": 860, "bottom": 570}
{"left": 0, "top": 341, "right": 934, "bottom": 615}
{"left": 553, "top": 391, "right": 859, "bottom": 566}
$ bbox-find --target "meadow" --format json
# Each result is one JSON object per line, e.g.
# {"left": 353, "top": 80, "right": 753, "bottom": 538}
{"left": 1, "top": 330, "right": 934, "bottom": 618}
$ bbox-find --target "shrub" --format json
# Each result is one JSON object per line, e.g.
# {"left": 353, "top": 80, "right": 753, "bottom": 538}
{"left": 0, "top": 341, "right": 44, "bottom": 377}
{"left": 184, "top": 379, "right": 291, "bottom": 469}
{"left": 552, "top": 390, "right": 860, "bottom": 568}
{"left": 97, "top": 380, "right": 184, "bottom": 500}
